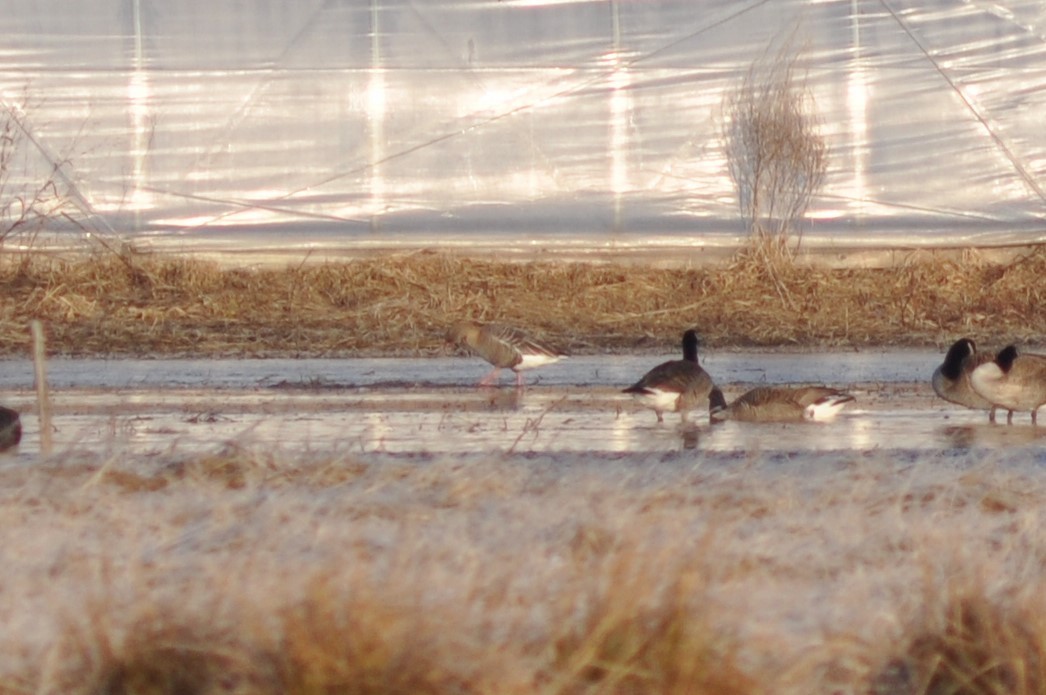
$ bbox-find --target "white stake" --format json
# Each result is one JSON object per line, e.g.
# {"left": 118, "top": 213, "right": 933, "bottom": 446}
{"left": 30, "top": 320, "right": 52, "bottom": 455}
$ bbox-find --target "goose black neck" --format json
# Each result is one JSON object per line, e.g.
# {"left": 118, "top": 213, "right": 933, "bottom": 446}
{"left": 942, "top": 338, "right": 974, "bottom": 380}
{"left": 682, "top": 330, "right": 700, "bottom": 363}
{"left": 996, "top": 345, "right": 1018, "bottom": 373}
{"left": 709, "top": 387, "right": 727, "bottom": 411}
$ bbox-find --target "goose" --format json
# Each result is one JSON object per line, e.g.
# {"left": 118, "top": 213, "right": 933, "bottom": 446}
{"left": 931, "top": 338, "right": 998, "bottom": 422}
{"left": 447, "top": 320, "right": 568, "bottom": 388}
{"left": 623, "top": 330, "right": 715, "bottom": 424}
{"left": 0, "top": 406, "right": 21, "bottom": 452}
{"left": 969, "top": 345, "right": 1046, "bottom": 425}
{"left": 709, "top": 385, "right": 854, "bottom": 423}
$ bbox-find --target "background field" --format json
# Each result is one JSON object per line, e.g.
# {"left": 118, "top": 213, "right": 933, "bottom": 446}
{"left": 0, "top": 247, "right": 1044, "bottom": 359}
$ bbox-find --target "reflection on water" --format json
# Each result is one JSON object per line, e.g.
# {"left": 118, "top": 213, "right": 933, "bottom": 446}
{"left": 480, "top": 388, "right": 525, "bottom": 411}
{"left": 939, "top": 423, "right": 1046, "bottom": 450}
{"left": 1, "top": 387, "right": 1044, "bottom": 460}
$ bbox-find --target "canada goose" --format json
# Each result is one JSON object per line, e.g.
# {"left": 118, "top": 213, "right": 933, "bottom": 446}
{"left": 709, "top": 385, "right": 854, "bottom": 423}
{"left": 969, "top": 345, "right": 1046, "bottom": 425}
{"left": 931, "top": 338, "right": 998, "bottom": 422}
{"left": 447, "top": 321, "right": 568, "bottom": 388}
{"left": 0, "top": 406, "right": 21, "bottom": 452}
{"left": 622, "top": 330, "right": 715, "bottom": 424}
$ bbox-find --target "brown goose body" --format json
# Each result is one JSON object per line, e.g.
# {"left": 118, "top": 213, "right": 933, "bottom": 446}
{"left": 623, "top": 330, "right": 715, "bottom": 424}
{"left": 931, "top": 338, "right": 997, "bottom": 421}
{"left": 447, "top": 321, "right": 567, "bottom": 388}
{"left": 970, "top": 345, "right": 1046, "bottom": 425}
{"left": 709, "top": 385, "right": 854, "bottom": 423}
{"left": 0, "top": 406, "right": 21, "bottom": 452}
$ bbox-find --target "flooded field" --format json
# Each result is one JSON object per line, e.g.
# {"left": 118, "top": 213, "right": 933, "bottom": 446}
{"left": 1, "top": 351, "right": 1043, "bottom": 459}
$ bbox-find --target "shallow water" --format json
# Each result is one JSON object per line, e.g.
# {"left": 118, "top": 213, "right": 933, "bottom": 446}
{"left": 0, "top": 352, "right": 1043, "bottom": 459}
{"left": 0, "top": 351, "right": 943, "bottom": 390}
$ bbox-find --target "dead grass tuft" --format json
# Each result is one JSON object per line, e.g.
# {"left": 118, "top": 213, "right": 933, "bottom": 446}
{"left": 0, "top": 247, "right": 1043, "bottom": 356}
{"left": 548, "top": 551, "right": 755, "bottom": 695}
{"left": 165, "top": 444, "right": 281, "bottom": 489}
{"left": 84, "top": 641, "right": 256, "bottom": 695}
{"left": 152, "top": 446, "right": 369, "bottom": 490}
{"left": 273, "top": 574, "right": 488, "bottom": 695}
{"left": 44, "top": 609, "right": 270, "bottom": 695}
{"left": 870, "top": 586, "right": 1046, "bottom": 695}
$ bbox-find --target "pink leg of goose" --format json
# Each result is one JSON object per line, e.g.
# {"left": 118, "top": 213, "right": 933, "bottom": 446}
{"left": 478, "top": 367, "right": 501, "bottom": 387}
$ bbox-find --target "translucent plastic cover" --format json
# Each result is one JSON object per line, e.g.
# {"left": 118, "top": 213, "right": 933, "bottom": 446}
{"left": 1, "top": 0, "right": 1044, "bottom": 254}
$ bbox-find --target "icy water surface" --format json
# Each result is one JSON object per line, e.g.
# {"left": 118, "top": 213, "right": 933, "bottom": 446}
{"left": 0, "top": 352, "right": 1043, "bottom": 458}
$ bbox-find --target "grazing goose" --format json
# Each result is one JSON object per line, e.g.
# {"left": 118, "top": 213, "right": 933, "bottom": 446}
{"left": 0, "top": 406, "right": 21, "bottom": 452}
{"left": 969, "top": 345, "right": 1046, "bottom": 425}
{"left": 447, "top": 320, "right": 568, "bottom": 388}
{"left": 709, "top": 385, "right": 854, "bottom": 423}
{"left": 932, "top": 338, "right": 998, "bottom": 422}
{"left": 623, "top": 330, "right": 715, "bottom": 424}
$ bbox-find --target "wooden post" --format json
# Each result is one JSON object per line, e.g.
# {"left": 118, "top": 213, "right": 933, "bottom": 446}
{"left": 30, "top": 320, "right": 52, "bottom": 455}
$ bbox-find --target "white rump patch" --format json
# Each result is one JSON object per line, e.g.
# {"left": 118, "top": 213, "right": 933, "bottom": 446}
{"left": 515, "top": 353, "right": 565, "bottom": 371}
{"left": 630, "top": 388, "right": 681, "bottom": 413}
{"left": 803, "top": 395, "right": 853, "bottom": 421}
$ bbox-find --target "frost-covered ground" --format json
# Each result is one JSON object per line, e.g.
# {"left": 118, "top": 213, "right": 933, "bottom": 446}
{"left": 2, "top": 445, "right": 1045, "bottom": 691}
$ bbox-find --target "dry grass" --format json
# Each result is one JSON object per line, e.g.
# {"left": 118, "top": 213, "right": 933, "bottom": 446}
{"left": 43, "top": 609, "right": 269, "bottom": 695}
{"left": 0, "top": 245, "right": 1043, "bottom": 357}
{"left": 546, "top": 555, "right": 755, "bottom": 695}
{"left": 861, "top": 567, "right": 1046, "bottom": 695}
{"left": 913, "top": 598, "right": 1043, "bottom": 693}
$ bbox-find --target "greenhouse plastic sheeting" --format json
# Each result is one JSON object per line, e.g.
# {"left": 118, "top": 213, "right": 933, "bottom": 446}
{"left": 1, "top": 0, "right": 1045, "bottom": 254}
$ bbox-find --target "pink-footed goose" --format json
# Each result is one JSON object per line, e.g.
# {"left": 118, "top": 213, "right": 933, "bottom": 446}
{"left": 447, "top": 321, "right": 568, "bottom": 388}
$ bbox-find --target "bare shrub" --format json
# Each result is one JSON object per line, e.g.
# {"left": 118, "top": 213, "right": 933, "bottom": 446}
{"left": 0, "top": 92, "right": 81, "bottom": 247}
{"left": 723, "top": 38, "right": 827, "bottom": 266}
